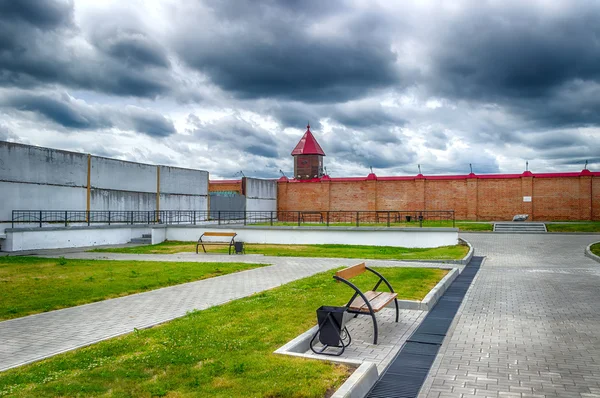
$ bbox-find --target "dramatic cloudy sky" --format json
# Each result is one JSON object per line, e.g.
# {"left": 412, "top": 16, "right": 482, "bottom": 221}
{"left": 1, "top": 0, "right": 599, "bottom": 178}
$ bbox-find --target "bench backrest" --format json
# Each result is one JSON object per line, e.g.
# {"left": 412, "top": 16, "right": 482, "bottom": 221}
{"left": 335, "top": 263, "right": 366, "bottom": 281}
{"left": 202, "top": 232, "right": 236, "bottom": 237}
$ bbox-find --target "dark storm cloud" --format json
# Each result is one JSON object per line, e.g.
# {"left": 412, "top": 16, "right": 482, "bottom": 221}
{"left": 126, "top": 108, "right": 176, "bottom": 137}
{"left": 189, "top": 114, "right": 279, "bottom": 158}
{"left": 0, "top": 0, "right": 172, "bottom": 98}
{"left": 95, "top": 31, "right": 170, "bottom": 69}
{"left": 328, "top": 101, "right": 406, "bottom": 129}
{"left": 2, "top": 93, "right": 110, "bottom": 129}
{"left": 173, "top": 1, "right": 400, "bottom": 102}
{"left": 424, "top": 2, "right": 600, "bottom": 129}
{"left": 0, "top": 0, "right": 74, "bottom": 29}
{"left": 322, "top": 126, "right": 415, "bottom": 169}
{"left": 430, "top": 5, "right": 600, "bottom": 99}
{"left": 261, "top": 102, "right": 324, "bottom": 130}
{"left": 0, "top": 92, "right": 176, "bottom": 137}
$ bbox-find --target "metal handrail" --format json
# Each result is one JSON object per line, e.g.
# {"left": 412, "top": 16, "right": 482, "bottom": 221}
{"left": 11, "top": 209, "right": 455, "bottom": 229}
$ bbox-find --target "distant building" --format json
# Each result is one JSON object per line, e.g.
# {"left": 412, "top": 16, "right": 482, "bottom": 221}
{"left": 291, "top": 124, "right": 326, "bottom": 180}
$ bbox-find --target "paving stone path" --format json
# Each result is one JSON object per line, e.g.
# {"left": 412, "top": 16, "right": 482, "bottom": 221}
{"left": 0, "top": 251, "right": 444, "bottom": 372}
{"left": 420, "top": 233, "right": 600, "bottom": 398}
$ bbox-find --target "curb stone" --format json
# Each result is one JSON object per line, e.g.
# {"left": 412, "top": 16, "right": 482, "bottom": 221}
{"left": 398, "top": 237, "right": 473, "bottom": 266}
{"left": 585, "top": 242, "right": 600, "bottom": 263}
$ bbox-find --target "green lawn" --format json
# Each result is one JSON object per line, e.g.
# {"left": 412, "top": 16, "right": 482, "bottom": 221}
{"left": 0, "top": 257, "right": 265, "bottom": 320}
{"left": 0, "top": 266, "right": 446, "bottom": 397}
{"left": 249, "top": 220, "right": 493, "bottom": 231}
{"left": 93, "top": 241, "right": 470, "bottom": 260}
{"left": 591, "top": 242, "right": 600, "bottom": 256}
{"left": 545, "top": 222, "right": 600, "bottom": 233}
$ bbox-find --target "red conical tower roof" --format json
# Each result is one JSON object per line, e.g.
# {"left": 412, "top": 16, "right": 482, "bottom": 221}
{"left": 291, "top": 124, "right": 326, "bottom": 156}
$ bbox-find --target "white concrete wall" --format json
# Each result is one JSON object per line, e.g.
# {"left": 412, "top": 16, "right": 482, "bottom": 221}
{"left": 3, "top": 225, "right": 457, "bottom": 251}
{"left": 90, "top": 190, "right": 156, "bottom": 211}
{"left": 159, "top": 166, "right": 208, "bottom": 196}
{"left": 90, "top": 156, "right": 156, "bottom": 193}
{"left": 5, "top": 226, "right": 152, "bottom": 251}
{"left": 151, "top": 227, "right": 167, "bottom": 245}
{"left": 0, "top": 142, "right": 210, "bottom": 234}
{"left": 0, "top": 142, "right": 87, "bottom": 226}
{"left": 158, "top": 165, "right": 208, "bottom": 211}
{"left": 244, "top": 178, "right": 277, "bottom": 213}
{"left": 167, "top": 226, "right": 458, "bottom": 248}
{"left": 0, "top": 141, "right": 87, "bottom": 186}
{"left": 0, "top": 182, "right": 87, "bottom": 221}
{"left": 160, "top": 194, "right": 208, "bottom": 211}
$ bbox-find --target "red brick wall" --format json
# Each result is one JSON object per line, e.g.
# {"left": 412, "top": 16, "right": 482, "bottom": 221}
{"left": 277, "top": 181, "right": 330, "bottom": 211}
{"left": 377, "top": 181, "right": 420, "bottom": 210}
{"left": 277, "top": 174, "right": 599, "bottom": 221}
{"left": 591, "top": 177, "right": 599, "bottom": 221}
{"left": 424, "top": 180, "right": 468, "bottom": 219}
{"left": 477, "top": 179, "right": 523, "bottom": 220}
{"left": 209, "top": 180, "right": 242, "bottom": 193}
{"left": 533, "top": 178, "right": 580, "bottom": 220}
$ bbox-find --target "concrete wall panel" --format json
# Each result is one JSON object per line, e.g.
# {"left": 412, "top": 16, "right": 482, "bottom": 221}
{"left": 91, "top": 156, "right": 156, "bottom": 193}
{"left": 160, "top": 166, "right": 208, "bottom": 195}
{"left": 0, "top": 142, "right": 87, "bottom": 186}
{"left": 246, "top": 198, "right": 276, "bottom": 212}
{"left": 90, "top": 189, "right": 156, "bottom": 211}
{"left": 245, "top": 178, "right": 277, "bottom": 199}
{"left": 160, "top": 194, "right": 208, "bottom": 211}
{"left": 0, "top": 181, "right": 86, "bottom": 221}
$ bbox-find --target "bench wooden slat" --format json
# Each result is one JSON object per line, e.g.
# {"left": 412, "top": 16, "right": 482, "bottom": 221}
{"left": 366, "top": 291, "right": 398, "bottom": 312}
{"left": 335, "top": 262, "right": 366, "bottom": 281}
{"left": 348, "top": 291, "right": 381, "bottom": 311}
{"left": 202, "top": 232, "right": 236, "bottom": 237}
{"left": 349, "top": 291, "right": 397, "bottom": 313}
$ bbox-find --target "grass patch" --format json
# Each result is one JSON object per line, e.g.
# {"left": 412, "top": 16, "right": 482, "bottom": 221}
{"left": 591, "top": 243, "right": 600, "bottom": 256}
{"left": 249, "top": 220, "right": 493, "bottom": 231}
{"left": 93, "top": 241, "right": 469, "bottom": 260}
{"left": 0, "top": 266, "right": 446, "bottom": 397}
{"left": 455, "top": 222, "right": 493, "bottom": 231}
{"left": 545, "top": 222, "right": 600, "bottom": 233}
{"left": 0, "top": 257, "right": 265, "bottom": 320}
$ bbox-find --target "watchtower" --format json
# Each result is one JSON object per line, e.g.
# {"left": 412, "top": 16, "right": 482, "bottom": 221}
{"left": 291, "top": 124, "right": 326, "bottom": 180}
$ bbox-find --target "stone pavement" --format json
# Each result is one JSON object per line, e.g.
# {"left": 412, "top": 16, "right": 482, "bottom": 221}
{"left": 420, "top": 233, "right": 600, "bottom": 398}
{"left": 303, "top": 308, "right": 426, "bottom": 374}
{"left": 0, "top": 251, "right": 446, "bottom": 372}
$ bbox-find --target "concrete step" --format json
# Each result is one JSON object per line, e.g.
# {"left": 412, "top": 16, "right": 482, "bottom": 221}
{"left": 493, "top": 223, "right": 547, "bottom": 232}
{"left": 130, "top": 238, "right": 152, "bottom": 244}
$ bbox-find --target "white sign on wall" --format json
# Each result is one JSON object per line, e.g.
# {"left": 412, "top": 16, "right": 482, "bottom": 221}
{"left": 523, "top": 196, "right": 532, "bottom": 202}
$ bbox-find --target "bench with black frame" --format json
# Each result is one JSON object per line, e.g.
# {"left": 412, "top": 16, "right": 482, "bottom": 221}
{"left": 334, "top": 263, "right": 399, "bottom": 344}
{"left": 299, "top": 211, "right": 324, "bottom": 223}
{"left": 196, "top": 232, "right": 237, "bottom": 255}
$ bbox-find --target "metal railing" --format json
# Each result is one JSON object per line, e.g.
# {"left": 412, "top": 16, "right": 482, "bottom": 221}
{"left": 11, "top": 210, "right": 455, "bottom": 228}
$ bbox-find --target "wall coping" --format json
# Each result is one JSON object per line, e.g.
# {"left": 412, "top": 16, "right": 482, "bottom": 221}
{"left": 278, "top": 170, "right": 599, "bottom": 183}
{"left": 7, "top": 224, "right": 458, "bottom": 233}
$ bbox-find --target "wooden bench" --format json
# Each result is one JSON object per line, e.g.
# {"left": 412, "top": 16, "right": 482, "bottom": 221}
{"left": 196, "top": 232, "right": 237, "bottom": 255}
{"left": 334, "top": 263, "right": 399, "bottom": 344}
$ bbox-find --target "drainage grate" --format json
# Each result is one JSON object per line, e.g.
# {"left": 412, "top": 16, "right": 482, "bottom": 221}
{"left": 367, "top": 256, "right": 483, "bottom": 398}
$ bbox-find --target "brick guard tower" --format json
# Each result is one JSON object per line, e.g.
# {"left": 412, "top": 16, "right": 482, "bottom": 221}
{"left": 291, "top": 124, "right": 326, "bottom": 180}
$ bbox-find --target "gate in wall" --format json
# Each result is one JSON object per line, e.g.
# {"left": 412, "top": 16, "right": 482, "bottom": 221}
{"left": 209, "top": 191, "right": 246, "bottom": 219}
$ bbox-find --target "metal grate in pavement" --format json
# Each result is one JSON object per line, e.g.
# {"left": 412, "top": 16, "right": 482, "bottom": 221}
{"left": 367, "top": 256, "right": 483, "bottom": 398}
